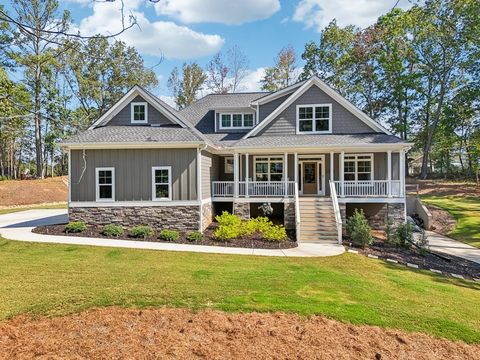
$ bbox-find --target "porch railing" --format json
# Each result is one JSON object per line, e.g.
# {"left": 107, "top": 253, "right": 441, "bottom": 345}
{"left": 334, "top": 180, "right": 402, "bottom": 197}
{"left": 329, "top": 180, "right": 343, "bottom": 244}
{"left": 212, "top": 181, "right": 295, "bottom": 198}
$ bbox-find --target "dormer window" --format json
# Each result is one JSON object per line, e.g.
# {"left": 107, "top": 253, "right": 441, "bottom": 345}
{"left": 296, "top": 104, "right": 332, "bottom": 134}
{"left": 131, "top": 102, "right": 148, "bottom": 124}
{"left": 219, "top": 112, "right": 255, "bottom": 130}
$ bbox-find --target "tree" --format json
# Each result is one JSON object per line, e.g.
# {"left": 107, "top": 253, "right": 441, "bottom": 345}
{"left": 227, "top": 45, "right": 249, "bottom": 92}
{"left": 205, "top": 46, "right": 249, "bottom": 94}
{"left": 168, "top": 62, "right": 206, "bottom": 109}
{"left": 261, "top": 45, "right": 297, "bottom": 91}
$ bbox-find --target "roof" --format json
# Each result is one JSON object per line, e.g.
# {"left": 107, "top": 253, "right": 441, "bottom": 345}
{"left": 63, "top": 126, "right": 203, "bottom": 145}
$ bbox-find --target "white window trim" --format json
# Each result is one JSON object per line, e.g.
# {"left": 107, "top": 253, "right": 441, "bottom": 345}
{"left": 224, "top": 156, "right": 234, "bottom": 174}
{"left": 218, "top": 112, "right": 255, "bottom": 130}
{"left": 95, "top": 167, "right": 115, "bottom": 202}
{"left": 152, "top": 166, "right": 172, "bottom": 201}
{"left": 343, "top": 153, "right": 374, "bottom": 181}
{"left": 253, "top": 156, "right": 284, "bottom": 182}
{"left": 296, "top": 103, "right": 332, "bottom": 134}
{"left": 131, "top": 102, "right": 148, "bottom": 124}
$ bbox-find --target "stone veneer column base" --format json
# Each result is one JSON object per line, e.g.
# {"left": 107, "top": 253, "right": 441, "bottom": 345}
{"left": 339, "top": 202, "right": 406, "bottom": 230}
{"left": 284, "top": 202, "right": 295, "bottom": 230}
{"left": 201, "top": 202, "right": 213, "bottom": 231}
{"left": 69, "top": 206, "right": 200, "bottom": 232}
{"left": 233, "top": 202, "right": 250, "bottom": 220}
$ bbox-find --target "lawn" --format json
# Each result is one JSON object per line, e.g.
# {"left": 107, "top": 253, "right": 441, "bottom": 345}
{"left": 0, "top": 239, "right": 479, "bottom": 343}
{"left": 421, "top": 195, "right": 480, "bottom": 248}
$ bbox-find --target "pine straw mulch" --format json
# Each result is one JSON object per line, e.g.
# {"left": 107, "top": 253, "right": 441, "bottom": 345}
{"left": 1, "top": 307, "right": 479, "bottom": 360}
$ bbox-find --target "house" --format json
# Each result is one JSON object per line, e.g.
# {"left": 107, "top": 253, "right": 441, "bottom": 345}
{"left": 62, "top": 76, "right": 411, "bottom": 244}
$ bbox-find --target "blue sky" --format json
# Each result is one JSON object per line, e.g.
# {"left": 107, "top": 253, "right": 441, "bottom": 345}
{"left": 19, "top": 0, "right": 413, "bottom": 103}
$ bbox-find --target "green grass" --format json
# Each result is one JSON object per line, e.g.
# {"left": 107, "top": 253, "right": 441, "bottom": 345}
{"left": 0, "top": 239, "right": 479, "bottom": 342}
{"left": 0, "top": 203, "right": 67, "bottom": 215}
{"left": 421, "top": 195, "right": 480, "bottom": 248}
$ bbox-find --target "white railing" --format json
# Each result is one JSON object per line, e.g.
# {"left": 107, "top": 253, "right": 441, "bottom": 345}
{"left": 329, "top": 180, "right": 343, "bottom": 244}
{"left": 294, "top": 182, "right": 301, "bottom": 241}
{"left": 334, "top": 180, "right": 402, "bottom": 197}
{"left": 212, "top": 181, "right": 296, "bottom": 198}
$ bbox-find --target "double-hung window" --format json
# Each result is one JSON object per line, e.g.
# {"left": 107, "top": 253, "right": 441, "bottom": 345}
{"left": 131, "top": 102, "right": 148, "bottom": 124}
{"left": 96, "top": 167, "right": 115, "bottom": 202}
{"left": 219, "top": 113, "right": 255, "bottom": 129}
{"left": 152, "top": 166, "right": 172, "bottom": 201}
{"left": 344, "top": 154, "right": 373, "bottom": 181}
{"left": 297, "top": 104, "right": 332, "bottom": 134}
{"left": 254, "top": 157, "right": 284, "bottom": 181}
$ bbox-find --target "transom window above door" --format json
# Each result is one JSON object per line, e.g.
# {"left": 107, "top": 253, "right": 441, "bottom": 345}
{"left": 254, "top": 156, "right": 283, "bottom": 181}
{"left": 131, "top": 102, "right": 148, "bottom": 124}
{"left": 296, "top": 104, "right": 332, "bottom": 134}
{"left": 219, "top": 113, "right": 255, "bottom": 129}
{"left": 344, "top": 154, "right": 373, "bottom": 181}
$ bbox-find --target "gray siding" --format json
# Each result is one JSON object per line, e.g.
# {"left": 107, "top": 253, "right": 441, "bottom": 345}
{"left": 71, "top": 148, "right": 197, "bottom": 202}
{"left": 201, "top": 151, "right": 219, "bottom": 199}
{"left": 107, "top": 95, "right": 174, "bottom": 126}
{"left": 257, "top": 85, "right": 376, "bottom": 136}
{"left": 258, "top": 94, "right": 291, "bottom": 122}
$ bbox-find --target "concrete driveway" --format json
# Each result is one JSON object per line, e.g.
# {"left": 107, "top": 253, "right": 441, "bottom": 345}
{"left": 426, "top": 231, "right": 480, "bottom": 265}
{"left": 0, "top": 209, "right": 345, "bottom": 257}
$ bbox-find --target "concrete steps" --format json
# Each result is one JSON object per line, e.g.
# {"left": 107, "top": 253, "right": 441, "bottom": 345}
{"left": 298, "top": 197, "right": 339, "bottom": 244}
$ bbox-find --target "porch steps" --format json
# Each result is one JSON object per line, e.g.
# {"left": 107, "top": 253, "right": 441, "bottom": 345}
{"left": 298, "top": 197, "right": 339, "bottom": 244}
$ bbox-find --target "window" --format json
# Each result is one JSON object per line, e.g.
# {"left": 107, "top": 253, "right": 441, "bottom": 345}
{"left": 131, "top": 102, "right": 148, "bottom": 124}
{"left": 224, "top": 157, "right": 234, "bottom": 174}
{"left": 254, "top": 157, "right": 284, "bottom": 181}
{"left": 296, "top": 104, "right": 332, "bottom": 134}
{"left": 344, "top": 154, "right": 373, "bottom": 181}
{"left": 96, "top": 167, "right": 115, "bottom": 202}
{"left": 152, "top": 166, "right": 171, "bottom": 201}
{"left": 218, "top": 113, "right": 255, "bottom": 129}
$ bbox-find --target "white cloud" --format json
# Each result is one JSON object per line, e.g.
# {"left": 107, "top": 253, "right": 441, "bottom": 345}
{"left": 159, "top": 95, "right": 176, "bottom": 108}
{"left": 238, "top": 68, "right": 266, "bottom": 92}
{"left": 293, "top": 0, "right": 413, "bottom": 31}
{"left": 155, "top": 0, "right": 280, "bottom": 25}
{"left": 77, "top": 0, "right": 224, "bottom": 59}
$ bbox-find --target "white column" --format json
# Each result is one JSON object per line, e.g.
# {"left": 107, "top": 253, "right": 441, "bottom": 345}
{"left": 294, "top": 152, "right": 298, "bottom": 195}
{"left": 284, "top": 152, "right": 288, "bottom": 196}
{"left": 387, "top": 150, "right": 392, "bottom": 197}
{"left": 399, "top": 150, "right": 405, "bottom": 197}
{"left": 330, "top": 151, "right": 334, "bottom": 182}
{"left": 245, "top": 153, "right": 249, "bottom": 197}
{"left": 196, "top": 147, "right": 202, "bottom": 201}
{"left": 234, "top": 153, "right": 239, "bottom": 197}
{"left": 340, "top": 151, "right": 345, "bottom": 197}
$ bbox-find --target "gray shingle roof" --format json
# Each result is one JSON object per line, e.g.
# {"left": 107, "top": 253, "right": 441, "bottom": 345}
{"left": 64, "top": 126, "right": 203, "bottom": 144}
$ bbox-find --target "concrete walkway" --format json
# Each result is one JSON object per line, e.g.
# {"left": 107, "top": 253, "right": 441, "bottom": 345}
{"left": 0, "top": 209, "right": 345, "bottom": 257}
{"left": 426, "top": 231, "right": 480, "bottom": 265}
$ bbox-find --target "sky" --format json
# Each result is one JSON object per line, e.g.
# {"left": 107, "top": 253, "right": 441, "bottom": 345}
{"left": 15, "top": 0, "right": 414, "bottom": 104}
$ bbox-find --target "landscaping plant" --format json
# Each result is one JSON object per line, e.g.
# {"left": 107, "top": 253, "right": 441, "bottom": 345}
{"left": 130, "top": 225, "right": 154, "bottom": 239}
{"left": 159, "top": 229, "right": 180, "bottom": 241}
{"left": 101, "top": 224, "right": 124, "bottom": 237}
{"left": 395, "top": 222, "right": 414, "bottom": 249}
{"left": 65, "top": 221, "right": 87, "bottom": 233}
{"left": 346, "top": 209, "right": 373, "bottom": 248}
{"left": 186, "top": 231, "right": 203, "bottom": 242}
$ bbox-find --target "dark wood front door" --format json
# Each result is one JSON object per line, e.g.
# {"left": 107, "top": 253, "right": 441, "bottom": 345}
{"left": 302, "top": 162, "right": 317, "bottom": 195}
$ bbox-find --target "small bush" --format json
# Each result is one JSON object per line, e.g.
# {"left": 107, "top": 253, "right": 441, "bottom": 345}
{"left": 215, "top": 211, "right": 242, "bottom": 227}
{"left": 395, "top": 222, "right": 414, "bottom": 249}
{"left": 159, "top": 229, "right": 180, "bottom": 241}
{"left": 262, "top": 224, "right": 287, "bottom": 242}
{"left": 346, "top": 209, "right": 373, "bottom": 248}
{"left": 65, "top": 221, "right": 86, "bottom": 233}
{"left": 186, "top": 231, "right": 203, "bottom": 242}
{"left": 130, "top": 225, "right": 154, "bottom": 239}
{"left": 101, "top": 224, "right": 124, "bottom": 237}
{"left": 214, "top": 211, "right": 243, "bottom": 241}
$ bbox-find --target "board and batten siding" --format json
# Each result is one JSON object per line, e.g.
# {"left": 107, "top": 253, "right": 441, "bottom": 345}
{"left": 201, "top": 151, "right": 219, "bottom": 199}
{"left": 107, "top": 95, "right": 173, "bottom": 126}
{"left": 70, "top": 148, "right": 197, "bottom": 202}
{"left": 257, "top": 85, "right": 375, "bottom": 136}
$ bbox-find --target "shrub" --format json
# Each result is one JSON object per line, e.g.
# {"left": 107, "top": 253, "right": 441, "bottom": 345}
{"left": 186, "top": 231, "right": 203, "bottom": 242}
{"left": 65, "top": 221, "right": 86, "bottom": 233}
{"left": 159, "top": 229, "right": 180, "bottom": 241}
{"left": 130, "top": 225, "right": 154, "bottom": 239}
{"left": 262, "top": 224, "right": 287, "bottom": 242}
{"left": 346, "top": 209, "right": 373, "bottom": 248}
{"left": 215, "top": 211, "right": 242, "bottom": 227}
{"left": 214, "top": 211, "right": 242, "bottom": 241}
{"left": 101, "top": 224, "right": 124, "bottom": 237}
{"left": 395, "top": 222, "right": 414, "bottom": 249}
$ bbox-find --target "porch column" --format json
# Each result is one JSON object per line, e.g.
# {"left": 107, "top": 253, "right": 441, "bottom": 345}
{"left": 245, "top": 153, "right": 249, "bottom": 197}
{"left": 340, "top": 151, "right": 345, "bottom": 197}
{"left": 387, "top": 150, "right": 392, "bottom": 197}
{"left": 284, "top": 152, "right": 288, "bottom": 196}
{"left": 399, "top": 150, "right": 405, "bottom": 197}
{"left": 330, "top": 151, "right": 334, "bottom": 182}
{"left": 234, "top": 153, "right": 239, "bottom": 197}
{"left": 294, "top": 152, "right": 298, "bottom": 194}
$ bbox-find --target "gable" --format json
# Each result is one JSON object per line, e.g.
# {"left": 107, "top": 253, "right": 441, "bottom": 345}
{"left": 258, "top": 93, "right": 291, "bottom": 123}
{"left": 256, "top": 85, "right": 375, "bottom": 136}
{"left": 106, "top": 95, "right": 176, "bottom": 127}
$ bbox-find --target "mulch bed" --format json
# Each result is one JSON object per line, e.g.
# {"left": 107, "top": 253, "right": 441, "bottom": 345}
{"left": 1, "top": 307, "right": 479, "bottom": 360}
{"left": 345, "top": 236, "right": 480, "bottom": 280}
{"left": 33, "top": 223, "right": 298, "bottom": 250}
{"left": 426, "top": 204, "right": 457, "bottom": 235}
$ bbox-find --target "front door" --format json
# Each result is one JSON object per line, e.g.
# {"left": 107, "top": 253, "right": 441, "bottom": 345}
{"left": 302, "top": 162, "right": 318, "bottom": 195}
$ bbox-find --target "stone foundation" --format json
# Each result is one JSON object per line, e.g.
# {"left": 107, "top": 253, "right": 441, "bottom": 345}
{"left": 69, "top": 206, "right": 200, "bottom": 231}
{"left": 201, "top": 202, "right": 213, "bottom": 231}
{"left": 342, "top": 202, "right": 405, "bottom": 230}
{"left": 284, "top": 202, "right": 295, "bottom": 230}
{"left": 233, "top": 202, "right": 250, "bottom": 220}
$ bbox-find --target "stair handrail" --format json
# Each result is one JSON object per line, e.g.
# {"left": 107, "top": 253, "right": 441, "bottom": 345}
{"left": 329, "top": 180, "right": 343, "bottom": 244}
{"left": 294, "top": 181, "right": 300, "bottom": 242}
